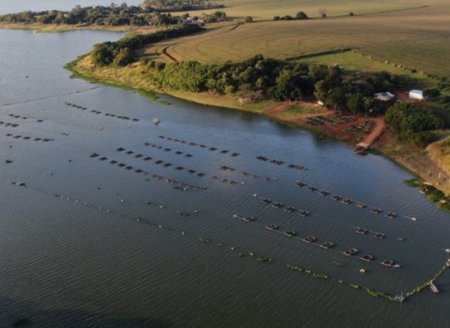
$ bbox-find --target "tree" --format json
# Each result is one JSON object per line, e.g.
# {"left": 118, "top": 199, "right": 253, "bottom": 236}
{"left": 346, "top": 93, "right": 364, "bottom": 114}
{"left": 296, "top": 11, "right": 308, "bottom": 20}
{"left": 327, "top": 89, "right": 347, "bottom": 112}
{"left": 318, "top": 8, "right": 327, "bottom": 18}
{"left": 113, "top": 47, "right": 135, "bottom": 66}
{"left": 274, "top": 69, "right": 303, "bottom": 101}
{"left": 92, "top": 43, "right": 114, "bottom": 66}
{"left": 245, "top": 16, "right": 253, "bottom": 23}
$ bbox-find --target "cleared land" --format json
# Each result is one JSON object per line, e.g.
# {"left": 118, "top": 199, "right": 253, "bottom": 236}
{"left": 146, "top": 1, "right": 450, "bottom": 77}
{"left": 187, "top": 0, "right": 425, "bottom": 20}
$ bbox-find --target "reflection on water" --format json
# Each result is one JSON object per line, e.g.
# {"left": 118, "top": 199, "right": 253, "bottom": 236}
{"left": 0, "top": 28, "right": 449, "bottom": 328}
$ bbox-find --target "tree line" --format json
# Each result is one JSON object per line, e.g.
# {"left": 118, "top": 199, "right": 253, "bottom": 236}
{"left": 141, "top": 56, "right": 405, "bottom": 114}
{"left": 92, "top": 24, "right": 204, "bottom": 66}
{"left": 141, "top": 0, "right": 224, "bottom": 12}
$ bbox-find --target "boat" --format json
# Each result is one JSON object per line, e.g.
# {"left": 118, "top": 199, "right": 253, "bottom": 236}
{"left": 381, "top": 259, "right": 395, "bottom": 267}
{"left": 430, "top": 282, "right": 439, "bottom": 294}
{"left": 342, "top": 248, "right": 359, "bottom": 256}
{"left": 319, "top": 190, "right": 330, "bottom": 196}
{"left": 360, "top": 254, "right": 374, "bottom": 262}
{"left": 284, "top": 230, "right": 297, "bottom": 237}
{"left": 302, "top": 235, "right": 317, "bottom": 243}
{"left": 386, "top": 212, "right": 398, "bottom": 219}
{"left": 298, "top": 209, "right": 310, "bottom": 217}
{"left": 272, "top": 202, "right": 284, "bottom": 209}
{"left": 355, "top": 202, "right": 367, "bottom": 209}
{"left": 152, "top": 118, "right": 160, "bottom": 125}
{"left": 370, "top": 207, "right": 383, "bottom": 214}
{"left": 265, "top": 224, "right": 279, "bottom": 231}
{"left": 296, "top": 181, "right": 306, "bottom": 187}
{"left": 341, "top": 198, "right": 353, "bottom": 205}
{"left": 356, "top": 227, "right": 368, "bottom": 235}
{"left": 374, "top": 232, "right": 386, "bottom": 240}
{"left": 284, "top": 206, "right": 297, "bottom": 213}
{"left": 242, "top": 216, "right": 255, "bottom": 223}
{"left": 320, "top": 241, "right": 335, "bottom": 249}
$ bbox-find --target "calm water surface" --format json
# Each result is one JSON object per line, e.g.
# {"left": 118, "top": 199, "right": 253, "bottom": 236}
{"left": 0, "top": 19, "right": 449, "bottom": 328}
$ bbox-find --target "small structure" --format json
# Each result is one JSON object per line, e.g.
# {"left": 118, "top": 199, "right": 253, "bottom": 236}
{"left": 409, "top": 89, "right": 425, "bottom": 101}
{"left": 355, "top": 142, "right": 370, "bottom": 155}
{"left": 372, "top": 92, "right": 396, "bottom": 113}
{"left": 374, "top": 92, "right": 395, "bottom": 102}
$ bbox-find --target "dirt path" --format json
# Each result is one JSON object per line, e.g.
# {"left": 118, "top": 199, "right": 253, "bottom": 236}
{"left": 162, "top": 46, "right": 178, "bottom": 62}
{"left": 265, "top": 102, "right": 290, "bottom": 115}
{"left": 362, "top": 117, "right": 385, "bottom": 146}
{"left": 228, "top": 22, "right": 244, "bottom": 32}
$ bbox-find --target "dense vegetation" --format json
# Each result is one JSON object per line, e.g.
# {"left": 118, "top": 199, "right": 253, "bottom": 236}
{"left": 0, "top": 4, "right": 170, "bottom": 26}
{"left": 137, "top": 55, "right": 408, "bottom": 115}
{"left": 141, "top": 0, "right": 224, "bottom": 12}
{"left": 92, "top": 24, "right": 204, "bottom": 66}
{"left": 385, "top": 103, "right": 445, "bottom": 144}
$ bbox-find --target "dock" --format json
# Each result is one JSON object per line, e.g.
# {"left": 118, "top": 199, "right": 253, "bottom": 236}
{"left": 355, "top": 117, "right": 386, "bottom": 153}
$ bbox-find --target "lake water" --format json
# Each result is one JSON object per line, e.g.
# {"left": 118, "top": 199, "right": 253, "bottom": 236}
{"left": 0, "top": 15, "right": 449, "bottom": 328}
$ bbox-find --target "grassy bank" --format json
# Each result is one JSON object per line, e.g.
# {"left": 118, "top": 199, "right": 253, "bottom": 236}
{"left": 66, "top": 55, "right": 274, "bottom": 112}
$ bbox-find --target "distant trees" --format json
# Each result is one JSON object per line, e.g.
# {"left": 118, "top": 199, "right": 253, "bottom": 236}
{"left": 203, "top": 11, "right": 227, "bottom": 23}
{"left": 273, "top": 11, "right": 309, "bottom": 21}
{"left": 0, "top": 2, "right": 215, "bottom": 27}
{"left": 141, "top": 0, "right": 224, "bottom": 12}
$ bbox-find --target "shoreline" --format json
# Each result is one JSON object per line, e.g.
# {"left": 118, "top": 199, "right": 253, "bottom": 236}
{"left": 65, "top": 55, "right": 450, "bottom": 207}
{"left": 0, "top": 22, "right": 156, "bottom": 33}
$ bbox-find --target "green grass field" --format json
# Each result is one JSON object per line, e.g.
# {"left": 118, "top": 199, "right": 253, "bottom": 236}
{"left": 292, "top": 50, "right": 434, "bottom": 81}
{"left": 144, "top": 0, "right": 450, "bottom": 77}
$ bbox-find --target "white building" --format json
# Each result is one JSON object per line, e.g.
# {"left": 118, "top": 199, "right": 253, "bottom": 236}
{"left": 374, "top": 91, "right": 395, "bottom": 102}
{"left": 409, "top": 89, "right": 424, "bottom": 101}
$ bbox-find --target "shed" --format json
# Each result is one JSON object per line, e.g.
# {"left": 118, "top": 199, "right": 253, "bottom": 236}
{"left": 374, "top": 92, "right": 395, "bottom": 102}
{"left": 409, "top": 89, "right": 424, "bottom": 101}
